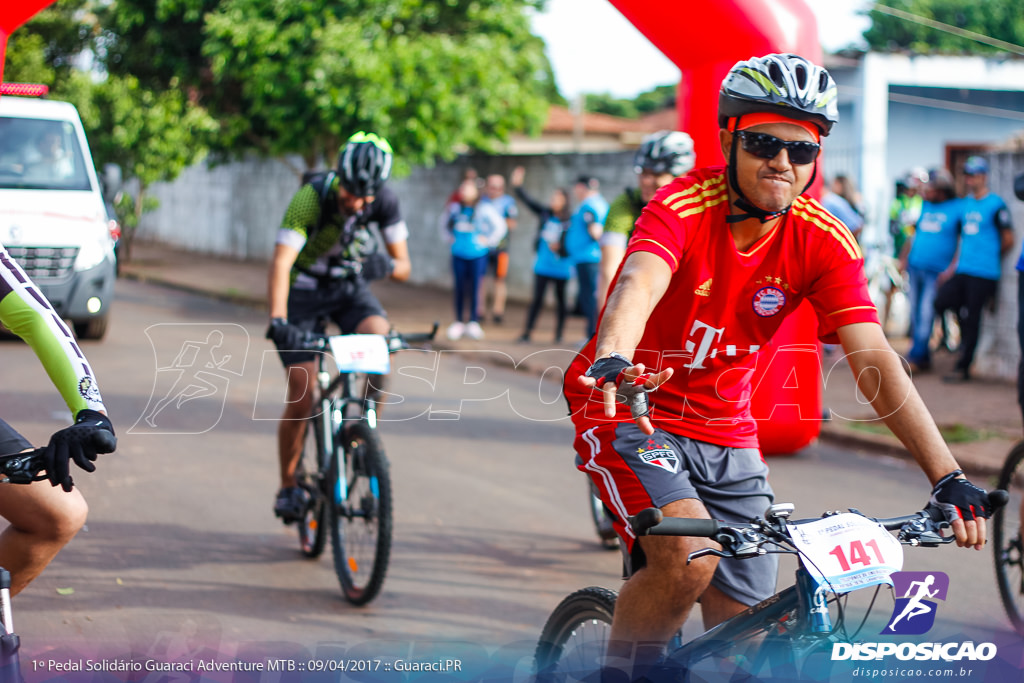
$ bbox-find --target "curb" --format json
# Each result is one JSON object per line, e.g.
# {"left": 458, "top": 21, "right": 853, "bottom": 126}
{"left": 120, "top": 269, "right": 266, "bottom": 310}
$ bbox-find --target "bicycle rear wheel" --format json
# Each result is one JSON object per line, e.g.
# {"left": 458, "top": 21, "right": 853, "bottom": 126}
{"left": 329, "top": 421, "right": 392, "bottom": 606}
{"left": 534, "top": 586, "right": 617, "bottom": 682}
{"left": 296, "top": 417, "right": 328, "bottom": 558}
{"left": 994, "top": 440, "right": 1024, "bottom": 636}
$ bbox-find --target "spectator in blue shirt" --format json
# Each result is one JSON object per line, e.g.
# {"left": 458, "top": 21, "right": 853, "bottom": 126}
{"left": 904, "top": 168, "right": 961, "bottom": 372}
{"left": 478, "top": 174, "right": 518, "bottom": 325}
{"left": 565, "top": 175, "right": 608, "bottom": 339}
{"left": 822, "top": 176, "right": 864, "bottom": 241}
{"left": 934, "top": 156, "right": 1014, "bottom": 382}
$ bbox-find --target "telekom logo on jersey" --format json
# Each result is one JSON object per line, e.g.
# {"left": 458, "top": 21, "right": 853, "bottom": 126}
{"left": 681, "top": 320, "right": 760, "bottom": 370}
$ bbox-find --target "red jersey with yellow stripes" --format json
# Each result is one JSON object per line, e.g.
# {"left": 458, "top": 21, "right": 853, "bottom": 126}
{"left": 564, "top": 166, "right": 877, "bottom": 449}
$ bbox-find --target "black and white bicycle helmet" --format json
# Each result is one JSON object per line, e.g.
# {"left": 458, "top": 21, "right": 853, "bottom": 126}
{"left": 633, "top": 130, "right": 696, "bottom": 177}
{"left": 337, "top": 131, "right": 393, "bottom": 197}
{"left": 718, "top": 53, "right": 838, "bottom": 137}
{"left": 718, "top": 54, "right": 838, "bottom": 224}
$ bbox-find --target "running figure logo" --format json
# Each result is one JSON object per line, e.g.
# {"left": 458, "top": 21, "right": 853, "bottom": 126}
{"left": 882, "top": 571, "right": 949, "bottom": 635}
{"left": 131, "top": 324, "right": 248, "bottom": 434}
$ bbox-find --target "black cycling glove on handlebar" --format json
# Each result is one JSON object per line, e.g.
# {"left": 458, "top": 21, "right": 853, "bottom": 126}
{"left": 266, "top": 318, "right": 314, "bottom": 350}
{"left": 929, "top": 470, "right": 991, "bottom": 523}
{"left": 360, "top": 252, "right": 394, "bottom": 281}
{"left": 44, "top": 409, "right": 117, "bottom": 492}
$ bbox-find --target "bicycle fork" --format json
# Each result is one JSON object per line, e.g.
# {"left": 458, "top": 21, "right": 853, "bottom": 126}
{"left": 0, "top": 569, "right": 22, "bottom": 683}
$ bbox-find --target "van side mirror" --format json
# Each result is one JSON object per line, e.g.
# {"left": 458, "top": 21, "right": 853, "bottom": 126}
{"left": 101, "top": 163, "right": 122, "bottom": 200}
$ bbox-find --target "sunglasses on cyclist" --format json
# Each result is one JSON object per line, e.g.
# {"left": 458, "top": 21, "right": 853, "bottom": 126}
{"left": 735, "top": 131, "right": 820, "bottom": 165}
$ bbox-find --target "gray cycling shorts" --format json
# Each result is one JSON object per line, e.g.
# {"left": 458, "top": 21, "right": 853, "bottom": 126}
{"left": 577, "top": 423, "right": 779, "bottom": 607}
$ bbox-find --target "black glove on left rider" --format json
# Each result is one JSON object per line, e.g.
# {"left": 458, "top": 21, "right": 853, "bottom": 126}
{"left": 44, "top": 409, "right": 117, "bottom": 492}
{"left": 929, "top": 469, "right": 992, "bottom": 523}
{"left": 360, "top": 252, "right": 394, "bottom": 281}
{"left": 266, "top": 318, "right": 313, "bottom": 350}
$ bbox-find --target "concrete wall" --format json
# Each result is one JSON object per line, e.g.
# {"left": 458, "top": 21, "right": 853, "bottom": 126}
{"left": 139, "top": 151, "right": 637, "bottom": 302}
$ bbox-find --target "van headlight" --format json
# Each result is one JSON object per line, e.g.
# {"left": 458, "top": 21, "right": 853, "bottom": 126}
{"left": 75, "top": 238, "right": 109, "bottom": 271}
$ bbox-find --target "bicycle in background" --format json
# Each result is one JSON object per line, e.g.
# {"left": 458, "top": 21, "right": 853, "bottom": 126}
{"left": 993, "top": 441, "right": 1024, "bottom": 636}
{"left": 536, "top": 491, "right": 1007, "bottom": 681}
{"left": 294, "top": 324, "right": 436, "bottom": 606}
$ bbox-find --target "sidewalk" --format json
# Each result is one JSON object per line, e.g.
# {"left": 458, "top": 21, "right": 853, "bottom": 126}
{"left": 120, "top": 241, "right": 1022, "bottom": 478}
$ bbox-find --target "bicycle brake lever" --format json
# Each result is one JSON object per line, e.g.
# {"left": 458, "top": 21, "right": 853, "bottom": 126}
{"left": 686, "top": 547, "right": 729, "bottom": 564}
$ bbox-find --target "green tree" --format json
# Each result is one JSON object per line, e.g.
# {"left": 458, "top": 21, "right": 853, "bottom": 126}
{"left": 67, "top": 72, "right": 217, "bottom": 259}
{"left": 584, "top": 83, "right": 676, "bottom": 119}
{"left": 98, "top": 0, "right": 555, "bottom": 176}
{"left": 864, "top": 1, "right": 1024, "bottom": 55}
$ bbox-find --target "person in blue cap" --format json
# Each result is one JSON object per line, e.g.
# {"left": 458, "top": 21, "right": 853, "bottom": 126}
{"left": 934, "top": 155, "right": 1014, "bottom": 382}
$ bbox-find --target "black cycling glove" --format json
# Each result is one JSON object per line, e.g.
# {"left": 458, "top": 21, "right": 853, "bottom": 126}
{"left": 585, "top": 353, "right": 652, "bottom": 419}
{"left": 44, "top": 409, "right": 116, "bottom": 492}
{"left": 361, "top": 252, "right": 394, "bottom": 281}
{"left": 929, "top": 469, "right": 991, "bottom": 523}
{"left": 585, "top": 353, "right": 631, "bottom": 388}
{"left": 266, "top": 318, "right": 313, "bottom": 350}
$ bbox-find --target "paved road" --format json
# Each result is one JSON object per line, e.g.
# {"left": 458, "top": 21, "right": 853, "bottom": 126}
{"left": 5, "top": 278, "right": 1019, "bottom": 681}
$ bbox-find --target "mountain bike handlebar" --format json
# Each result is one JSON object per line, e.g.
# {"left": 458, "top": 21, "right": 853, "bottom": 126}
{"left": 631, "top": 489, "right": 1008, "bottom": 553}
{"left": 0, "top": 448, "right": 47, "bottom": 485}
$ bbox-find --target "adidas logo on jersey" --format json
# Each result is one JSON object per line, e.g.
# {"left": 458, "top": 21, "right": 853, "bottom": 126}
{"left": 695, "top": 278, "right": 712, "bottom": 297}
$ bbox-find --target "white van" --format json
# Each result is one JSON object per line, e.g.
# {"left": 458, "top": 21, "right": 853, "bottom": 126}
{"left": 0, "top": 95, "right": 117, "bottom": 340}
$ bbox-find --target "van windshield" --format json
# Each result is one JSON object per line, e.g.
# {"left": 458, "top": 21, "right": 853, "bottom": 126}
{"left": 0, "top": 117, "right": 93, "bottom": 191}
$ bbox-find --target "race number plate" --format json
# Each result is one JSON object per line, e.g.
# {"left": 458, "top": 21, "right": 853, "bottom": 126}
{"left": 328, "top": 334, "right": 390, "bottom": 375}
{"left": 789, "top": 513, "right": 904, "bottom": 593}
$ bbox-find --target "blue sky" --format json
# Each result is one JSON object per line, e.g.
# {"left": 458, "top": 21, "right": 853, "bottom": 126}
{"left": 531, "top": 0, "right": 873, "bottom": 99}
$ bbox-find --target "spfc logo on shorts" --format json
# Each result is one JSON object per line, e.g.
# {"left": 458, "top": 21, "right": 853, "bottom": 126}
{"left": 639, "top": 447, "right": 679, "bottom": 474}
{"left": 752, "top": 286, "right": 786, "bottom": 317}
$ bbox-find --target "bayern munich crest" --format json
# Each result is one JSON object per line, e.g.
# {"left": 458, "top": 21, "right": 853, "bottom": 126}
{"left": 752, "top": 286, "right": 786, "bottom": 317}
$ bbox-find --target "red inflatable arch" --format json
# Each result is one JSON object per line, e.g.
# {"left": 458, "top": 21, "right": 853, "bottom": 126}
{"left": 0, "top": 0, "right": 56, "bottom": 85}
{"left": 610, "top": 0, "right": 826, "bottom": 454}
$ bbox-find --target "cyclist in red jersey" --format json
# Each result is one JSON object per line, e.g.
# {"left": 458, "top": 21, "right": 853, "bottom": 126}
{"left": 563, "top": 53, "right": 992, "bottom": 669}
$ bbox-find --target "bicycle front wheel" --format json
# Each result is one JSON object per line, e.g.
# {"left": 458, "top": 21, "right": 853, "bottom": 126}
{"left": 329, "top": 421, "right": 392, "bottom": 606}
{"left": 994, "top": 440, "right": 1024, "bottom": 636}
{"left": 534, "top": 586, "right": 617, "bottom": 682}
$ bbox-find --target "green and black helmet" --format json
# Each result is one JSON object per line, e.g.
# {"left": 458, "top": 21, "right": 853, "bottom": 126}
{"left": 337, "top": 132, "right": 393, "bottom": 197}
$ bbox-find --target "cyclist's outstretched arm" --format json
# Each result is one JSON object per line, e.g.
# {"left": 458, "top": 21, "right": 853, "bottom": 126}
{"left": 836, "top": 321, "right": 986, "bottom": 550}
{"left": 578, "top": 251, "right": 674, "bottom": 434}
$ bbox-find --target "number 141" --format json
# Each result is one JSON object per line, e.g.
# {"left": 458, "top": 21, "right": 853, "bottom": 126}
{"left": 829, "top": 539, "right": 884, "bottom": 571}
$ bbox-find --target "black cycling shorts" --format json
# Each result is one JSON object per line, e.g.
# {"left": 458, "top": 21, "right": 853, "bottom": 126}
{"left": 274, "top": 279, "right": 387, "bottom": 367}
{"left": 0, "top": 418, "right": 31, "bottom": 456}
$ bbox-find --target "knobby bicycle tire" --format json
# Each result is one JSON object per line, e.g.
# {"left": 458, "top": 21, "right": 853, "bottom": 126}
{"left": 994, "top": 440, "right": 1024, "bottom": 636}
{"left": 534, "top": 586, "right": 617, "bottom": 681}
{"left": 297, "top": 415, "right": 329, "bottom": 558}
{"left": 330, "top": 420, "right": 392, "bottom": 606}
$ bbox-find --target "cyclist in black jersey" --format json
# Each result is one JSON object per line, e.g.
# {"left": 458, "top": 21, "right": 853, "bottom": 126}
{"left": 0, "top": 244, "right": 116, "bottom": 595}
{"left": 265, "top": 132, "right": 411, "bottom": 523}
